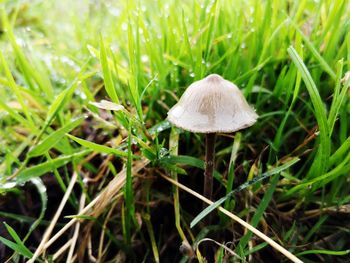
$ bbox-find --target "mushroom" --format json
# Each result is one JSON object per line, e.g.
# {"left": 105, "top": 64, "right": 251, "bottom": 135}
{"left": 167, "top": 74, "right": 258, "bottom": 201}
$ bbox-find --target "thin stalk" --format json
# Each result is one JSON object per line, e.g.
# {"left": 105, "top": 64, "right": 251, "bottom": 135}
{"left": 170, "top": 128, "right": 188, "bottom": 242}
{"left": 204, "top": 133, "right": 216, "bottom": 201}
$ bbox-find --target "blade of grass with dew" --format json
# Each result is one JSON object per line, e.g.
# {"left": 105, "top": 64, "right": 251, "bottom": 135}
{"left": 127, "top": 16, "right": 142, "bottom": 120}
{"left": 287, "top": 46, "right": 330, "bottom": 178}
{"left": 23, "top": 82, "right": 80, "bottom": 168}
{"left": 15, "top": 150, "right": 91, "bottom": 184}
{"left": 1, "top": 9, "right": 53, "bottom": 97}
{"left": 28, "top": 117, "right": 85, "bottom": 157}
{"left": 203, "top": 1, "right": 220, "bottom": 65}
{"left": 192, "top": 13, "right": 205, "bottom": 80}
{"left": 44, "top": 81, "right": 77, "bottom": 128}
{"left": 243, "top": 1, "right": 274, "bottom": 95}
{"left": 272, "top": 33, "right": 302, "bottom": 150}
{"left": 88, "top": 43, "right": 129, "bottom": 81}
{"left": 0, "top": 99, "right": 36, "bottom": 131}
{"left": 181, "top": 10, "right": 194, "bottom": 66}
{"left": 148, "top": 120, "right": 171, "bottom": 135}
{"left": 0, "top": 51, "right": 36, "bottom": 129}
{"left": 36, "top": 59, "right": 90, "bottom": 144}
{"left": 66, "top": 134, "right": 128, "bottom": 158}
{"left": 289, "top": 20, "right": 336, "bottom": 80}
{"left": 131, "top": 135, "right": 157, "bottom": 161}
{"left": 99, "top": 36, "right": 119, "bottom": 104}
{"left": 191, "top": 158, "right": 299, "bottom": 228}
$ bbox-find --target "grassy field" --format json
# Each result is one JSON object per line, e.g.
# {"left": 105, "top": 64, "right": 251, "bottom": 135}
{"left": 0, "top": 0, "right": 350, "bottom": 262}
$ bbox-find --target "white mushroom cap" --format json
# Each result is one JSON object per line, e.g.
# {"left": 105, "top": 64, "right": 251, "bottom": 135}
{"left": 167, "top": 74, "right": 258, "bottom": 133}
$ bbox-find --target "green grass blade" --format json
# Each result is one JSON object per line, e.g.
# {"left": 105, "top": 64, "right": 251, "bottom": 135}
{"left": 283, "top": 151, "right": 350, "bottom": 197}
{"left": 296, "top": 249, "right": 350, "bottom": 257}
{"left": 24, "top": 178, "right": 47, "bottom": 241}
{"left": 127, "top": 17, "right": 142, "bottom": 120}
{"left": 290, "top": 20, "right": 336, "bottom": 80}
{"left": 328, "top": 60, "right": 349, "bottom": 135}
{"left": 124, "top": 125, "right": 135, "bottom": 244}
{"left": 287, "top": 46, "right": 330, "bottom": 178}
{"left": 329, "top": 136, "right": 350, "bottom": 166}
{"left": 0, "top": 236, "right": 33, "bottom": 259}
{"left": 1, "top": 9, "right": 53, "bottom": 97}
{"left": 224, "top": 132, "right": 241, "bottom": 211}
{"left": 45, "top": 83, "right": 78, "bottom": 126}
{"left": 16, "top": 150, "right": 91, "bottom": 183}
{"left": 143, "top": 214, "right": 159, "bottom": 263}
{"left": 181, "top": 10, "right": 194, "bottom": 66}
{"left": 1, "top": 222, "right": 33, "bottom": 258}
{"left": 0, "top": 99, "right": 36, "bottom": 131}
{"left": 0, "top": 51, "right": 36, "bottom": 128}
{"left": 28, "top": 117, "right": 85, "bottom": 157}
{"left": 99, "top": 36, "right": 119, "bottom": 104}
{"left": 66, "top": 134, "right": 128, "bottom": 157}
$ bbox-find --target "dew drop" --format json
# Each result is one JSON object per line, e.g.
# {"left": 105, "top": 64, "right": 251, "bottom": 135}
{"left": 121, "top": 23, "right": 128, "bottom": 31}
{"left": 141, "top": 55, "right": 149, "bottom": 63}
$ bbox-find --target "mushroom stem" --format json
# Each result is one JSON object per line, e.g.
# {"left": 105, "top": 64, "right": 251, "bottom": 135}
{"left": 204, "top": 133, "right": 216, "bottom": 201}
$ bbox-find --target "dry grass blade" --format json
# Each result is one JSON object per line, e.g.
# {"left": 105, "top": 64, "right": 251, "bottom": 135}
{"left": 89, "top": 158, "right": 150, "bottom": 218}
{"left": 39, "top": 158, "right": 149, "bottom": 254}
{"left": 67, "top": 193, "right": 86, "bottom": 262}
{"left": 53, "top": 240, "right": 73, "bottom": 261}
{"left": 196, "top": 238, "right": 241, "bottom": 259}
{"left": 28, "top": 171, "right": 78, "bottom": 263}
{"left": 160, "top": 174, "right": 303, "bottom": 263}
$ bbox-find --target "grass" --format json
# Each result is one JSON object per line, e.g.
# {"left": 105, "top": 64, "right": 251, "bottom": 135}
{"left": 0, "top": 0, "right": 349, "bottom": 262}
